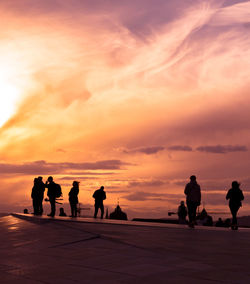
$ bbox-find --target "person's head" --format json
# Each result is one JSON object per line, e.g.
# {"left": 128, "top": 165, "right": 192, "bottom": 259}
{"left": 59, "top": 207, "right": 65, "bottom": 213}
{"left": 34, "top": 177, "right": 38, "bottom": 183}
{"left": 100, "top": 186, "right": 104, "bottom": 191}
{"left": 232, "top": 181, "right": 240, "bottom": 189}
{"left": 23, "top": 208, "right": 28, "bottom": 214}
{"left": 180, "top": 201, "right": 185, "bottom": 206}
{"left": 37, "top": 176, "right": 43, "bottom": 181}
{"left": 48, "top": 176, "right": 53, "bottom": 183}
{"left": 190, "top": 175, "right": 196, "bottom": 182}
{"left": 73, "top": 181, "right": 80, "bottom": 187}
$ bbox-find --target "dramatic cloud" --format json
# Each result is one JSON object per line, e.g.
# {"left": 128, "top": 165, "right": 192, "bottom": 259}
{"left": 59, "top": 176, "right": 99, "bottom": 180}
{"left": 0, "top": 160, "right": 129, "bottom": 175}
{"left": 122, "top": 191, "right": 166, "bottom": 201}
{"left": 123, "top": 146, "right": 165, "bottom": 155}
{"left": 1, "top": 1, "right": 250, "bottom": 215}
{"left": 167, "top": 145, "right": 192, "bottom": 151}
{"left": 123, "top": 191, "right": 183, "bottom": 202}
{"left": 196, "top": 145, "right": 248, "bottom": 154}
{"left": 128, "top": 180, "right": 166, "bottom": 188}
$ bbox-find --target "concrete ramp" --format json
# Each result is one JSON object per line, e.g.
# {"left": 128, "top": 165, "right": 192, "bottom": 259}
{"left": 0, "top": 213, "right": 249, "bottom": 283}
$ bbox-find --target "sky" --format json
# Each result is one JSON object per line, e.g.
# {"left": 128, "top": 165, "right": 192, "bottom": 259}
{"left": 0, "top": 0, "right": 250, "bottom": 218}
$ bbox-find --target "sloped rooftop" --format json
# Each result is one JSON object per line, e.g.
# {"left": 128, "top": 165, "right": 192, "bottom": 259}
{"left": 0, "top": 213, "right": 249, "bottom": 283}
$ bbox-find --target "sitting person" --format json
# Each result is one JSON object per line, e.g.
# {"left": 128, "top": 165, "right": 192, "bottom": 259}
{"left": 59, "top": 207, "right": 67, "bottom": 217}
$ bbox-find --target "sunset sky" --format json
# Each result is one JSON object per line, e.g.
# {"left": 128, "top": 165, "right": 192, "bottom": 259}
{"left": 1, "top": 0, "right": 250, "bottom": 218}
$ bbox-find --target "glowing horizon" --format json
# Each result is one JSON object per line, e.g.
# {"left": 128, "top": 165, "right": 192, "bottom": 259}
{"left": 1, "top": 0, "right": 250, "bottom": 217}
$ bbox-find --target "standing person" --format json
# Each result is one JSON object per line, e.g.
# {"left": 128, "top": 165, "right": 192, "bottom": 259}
{"left": 93, "top": 186, "right": 106, "bottom": 219}
{"left": 37, "top": 176, "right": 45, "bottom": 215}
{"left": 178, "top": 201, "right": 187, "bottom": 224}
{"left": 184, "top": 175, "right": 201, "bottom": 228}
{"left": 31, "top": 178, "right": 39, "bottom": 215}
{"left": 226, "top": 181, "right": 244, "bottom": 230}
{"left": 69, "top": 181, "right": 79, "bottom": 217}
{"left": 46, "top": 176, "right": 62, "bottom": 217}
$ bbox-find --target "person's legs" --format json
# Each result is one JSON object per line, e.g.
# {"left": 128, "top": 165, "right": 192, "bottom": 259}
{"left": 187, "top": 202, "right": 194, "bottom": 223}
{"left": 33, "top": 199, "right": 37, "bottom": 214}
{"left": 100, "top": 204, "right": 104, "bottom": 219}
{"left": 230, "top": 205, "right": 239, "bottom": 227}
{"left": 187, "top": 202, "right": 198, "bottom": 227}
{"left": 73, "top": 203, "right": 77, "bottom": 217}
{"left": 70, "top": 203, "right": 74, "bottom": 217}
{"left": 38, "top": 199, "right": 43, "bottom": 215}
{"left": 193, "top": 203, "right": 198, "bottom": 222}
{"left": 49, "top": 199, "right": 55, "bottom": 217}
{"left": 94, "top": 205, "right": 99, "bottom": 218}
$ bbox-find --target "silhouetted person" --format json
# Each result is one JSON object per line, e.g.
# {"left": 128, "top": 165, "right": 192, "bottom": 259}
{"left": 224, "top": 218, "right": 231, "bottom": 228}
{"left": 109, "top": 205, "right": 128, "bottom": 220}
{"left": 23, "top": 208, "right": 28, "bottom": 214}
{"left": 226, "top": 181, "right": 244, "bottom": 230}
{"left": 184, "top": 175, "right": 201, "bottom": 228}
{"left": 93, "top": 186, "right": 106, "bottom": 219}
{"left": 215, "top": 218, "right": 224, "bottom": 227}
{"left": 197, "top": 209, "right": 213, "bottom": 226}
{"left": 59, "top": 207, "right": 67, "bottom": 217}
{"left": 31, "top": 178, "right": 40, "bottom": 215}
{"left": 37, "top": 176, "right": 45, "bottom": 215}
{"left": 69, "top": 181, "right": 79, "bottom": 217}
{"left": 45, "top": 176, "right": 62, "bottom": 217}
{"left": 178, "top": 201, "right": 187, "bottom": 224}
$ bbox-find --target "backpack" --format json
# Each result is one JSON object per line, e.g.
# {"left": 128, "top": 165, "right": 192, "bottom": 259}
{"left": 55, "top": 183, "right": 62, "bottom": 198}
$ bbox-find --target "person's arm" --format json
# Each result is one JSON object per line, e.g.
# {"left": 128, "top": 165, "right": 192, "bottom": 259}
{"left": 226, "top": 190, "right": 231, "bottom": 200}
{"left": 31, "top": 187, "right": 34, "bottom": 199}
{"left": 198, "top": 186, "right": 201, "bottom": 205}
{"left": 240, "top": 190, "right": 244, "bottom": 201}
{"left": 184, "top": 184, "right": 189, "bottom": 195}
{"left": 103, "top": 192, "right": 106, "bottom": 200}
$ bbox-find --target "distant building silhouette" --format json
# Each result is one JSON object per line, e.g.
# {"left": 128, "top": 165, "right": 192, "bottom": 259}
{"left": 196, "top": 208, "right": 213, "bottom": 226}
{"left": 109, "top": 205, "right": 128, "bottom": 220}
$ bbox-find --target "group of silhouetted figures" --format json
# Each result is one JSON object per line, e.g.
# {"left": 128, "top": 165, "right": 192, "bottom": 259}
{"left": 31, "top": 175, "right": 244, "bottom": 230}
{"left": 178, "top": 175, "right": 244, "bottom": 230}
{"left": 31, "top": 176, "right": 106, "bottom": 218}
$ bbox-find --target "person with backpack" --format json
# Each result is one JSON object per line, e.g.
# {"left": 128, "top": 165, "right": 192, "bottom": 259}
{"left": 68, "top": 181, "right": 79, "bottom": 217}
{"left": 45, "top": 176, "right": 62, "bottom": 217}
{"left": 226, "top": 181, "right": 244, "bottom": 230}
{"left": 184, "top": 175, "right": 201, "bottom": 228}
{"left": 93, "top": 186, "right": 106, "bottom": 219}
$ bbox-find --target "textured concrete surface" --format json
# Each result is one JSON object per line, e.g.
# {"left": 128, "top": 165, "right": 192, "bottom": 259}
{"left": 0, "top": 213, "right": 249, "bottom": 283}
